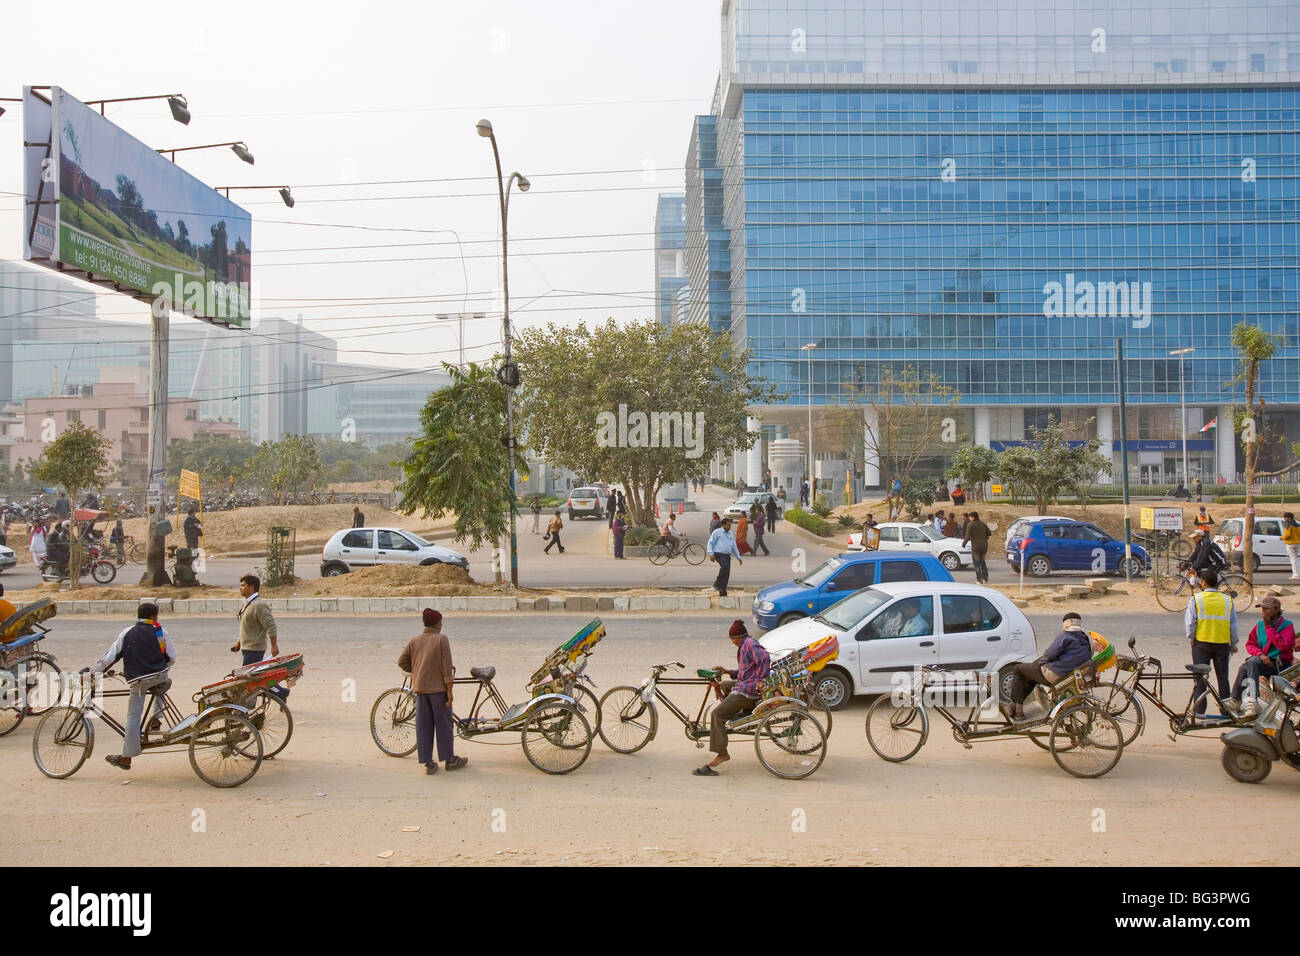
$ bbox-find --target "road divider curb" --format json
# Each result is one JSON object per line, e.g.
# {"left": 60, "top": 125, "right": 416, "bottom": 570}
{"left": 53, "top": 592, "right": 749, "bottom": 614}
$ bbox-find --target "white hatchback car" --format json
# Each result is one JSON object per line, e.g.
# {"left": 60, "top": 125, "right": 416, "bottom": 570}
{"left": 846, "top": 522, "right": 972, "bottom": 571}
{"left": 758, "top": 581, "right": 1037, "bottom": 709}
{"left": 1214, "top": 517, "right": 1292, "bottom": 572}
{"left": 320, "top": 527, "right": 469, "bottom": 576}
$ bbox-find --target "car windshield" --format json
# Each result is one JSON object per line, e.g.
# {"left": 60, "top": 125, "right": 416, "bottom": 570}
{"left": 403, "top": 532, "right": 431, "bottom": 547}
{"left": 916, "top": 525, "right": 943, "bottom": 541}
{"left": 818, "top": 587, "right": 892, "bottom": 630}
{"left": 798, "top": 557, "right": 842, "bottom": 588}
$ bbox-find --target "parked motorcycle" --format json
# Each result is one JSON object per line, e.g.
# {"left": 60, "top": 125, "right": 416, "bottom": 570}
{"left": 1221, "top": 674, "right": 1300, "bottom": 783}
{"left": 39, "top": 542, "right": 117, "bottom": 585}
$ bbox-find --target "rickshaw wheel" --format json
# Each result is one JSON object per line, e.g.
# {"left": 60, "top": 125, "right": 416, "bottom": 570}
{"left": 755, "top": 705, "right": 826, "bottom": 779}
{"left": 248, "top": 689, "right": 293, "bottom": 758}
{"left": 596, "top": 685, "right": 656, "bottom": 753}
{"left": 21, "top": 654, "right": 64, "bottom": 715}
{"left": 32, "top": 706, "right": 94, "bottom": 778}
{"left": 865, "top": 695, "right": 928, "bottom": 762}
{"left": 189, "top": 711, "right": 263, "bottom": 788}
{"left": 569, "top": 683, "right": 602, "bottom": 734}
{"left": 0, "top": 668, "right": 22, "bottom": 737}
{"left": 369, "top": 688, "right": 418, "bottom": 757}
{"left": 521, "top": 702, "right": 592, "bottom": 774}
{"left": 1049, "top": 704, "right": 1123, "bottom": 778}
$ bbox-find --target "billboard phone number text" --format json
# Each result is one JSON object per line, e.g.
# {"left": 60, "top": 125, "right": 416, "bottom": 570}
{"left": 68, "top": 248, "right": 147, "bottom": 288}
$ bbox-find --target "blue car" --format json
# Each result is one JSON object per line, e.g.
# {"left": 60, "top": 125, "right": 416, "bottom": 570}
{"left": 752, "top": 552, "right": 954, "bottom": 631}
{"left": 1006, "top": 518, "right": 1149, "bottom": 577}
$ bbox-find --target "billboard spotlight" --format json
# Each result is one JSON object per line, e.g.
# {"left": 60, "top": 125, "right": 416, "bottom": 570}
{"left": 231, "top": 142, "right": 255, "bottom": 165}
{"left": 168, "top": 95, "right": 191, "bottom": 125}
{"left": 279, "top": 187, "right": 295, "bottom": 208}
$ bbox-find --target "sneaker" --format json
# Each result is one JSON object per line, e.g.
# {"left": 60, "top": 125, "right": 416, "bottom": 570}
{"left": 1222, "top": 698, "right": 1242, "bottom": 715}
{"left": 445, "top": 756, "right": 469, "bottom": 771}
{"left": 425, "top": 762, "right": 438, "bottom": 775}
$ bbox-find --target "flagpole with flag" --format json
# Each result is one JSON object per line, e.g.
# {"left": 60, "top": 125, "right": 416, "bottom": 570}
{"left": 1201, "top": 417, "right": 1218, "bottom": 483}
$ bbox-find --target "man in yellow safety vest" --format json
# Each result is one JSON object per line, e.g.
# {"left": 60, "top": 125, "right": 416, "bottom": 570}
{"left": 1184, "top": 567, "right": 1238, "bottom": 717}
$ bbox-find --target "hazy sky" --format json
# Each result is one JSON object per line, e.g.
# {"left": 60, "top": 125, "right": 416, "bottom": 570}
{"left": 0, "top": 0, "right": 721, "bottom": 368}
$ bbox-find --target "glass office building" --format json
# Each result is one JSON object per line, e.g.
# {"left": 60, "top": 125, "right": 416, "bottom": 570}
{"left": 654, "top": 193, "right": 689, "bottom": 328}
{"left": 685, "top": 0, "right": 1300, "bottom": 486}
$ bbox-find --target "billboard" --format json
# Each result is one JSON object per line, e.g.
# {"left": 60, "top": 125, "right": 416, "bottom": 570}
{"left": 22, "top": 86, "right": 252, "bottom": 328}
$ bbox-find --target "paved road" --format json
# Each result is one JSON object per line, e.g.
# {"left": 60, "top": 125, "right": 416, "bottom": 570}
{"left": 13, "top": 484, "right": 1295, "bottom": 599}
{"left": 5, "top": 611, "right": 1282, "bottom": 867}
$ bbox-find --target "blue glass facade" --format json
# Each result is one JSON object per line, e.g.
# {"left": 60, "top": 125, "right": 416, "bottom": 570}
{"left": 686, "top": 0, "right": 1300, "bottom": 482}
{"left": 654, "top": 193, "right": 688, "bottom": 328}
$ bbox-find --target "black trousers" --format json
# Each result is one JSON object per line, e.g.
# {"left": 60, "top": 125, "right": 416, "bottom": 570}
{"left": 544, "top": 532, "right": 564, "bottom": 553}
{"left": 713, "top": 554, "right": 732, "bottom": 596}
{"left": 1007, "top": 661, "right": 1054, "bottom": 706}
{"left": 1191, "top": 641, "right": 1232, "bottom": 714}
{"left": 971, "top": 550, "right": 988, "bottom": 583}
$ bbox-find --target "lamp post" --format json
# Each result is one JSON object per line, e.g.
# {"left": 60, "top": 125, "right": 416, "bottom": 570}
{"left": 81, "top": 92, "right": 191, "bottom": 124}
{"left": 216, "top": 185, "right": 296, "bottom": 208}
{"left": 801, "top": 342, "right": 817, "bottom": 500}
{"left": 158, "top": 141, "right": 255, "bottom": 165}
{"left": 477, "top": 118, "right": 530, "bottom": 588}
{"left": 1170, "top": 347, "right": 1195, "bottom": 483}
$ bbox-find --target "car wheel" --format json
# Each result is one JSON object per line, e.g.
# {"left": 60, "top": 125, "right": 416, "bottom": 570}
{"left": 812, "top": 668, "right": 853, "bottom": 711}
{"left": 1253, "top": 553, "right": 1262, "bottom": 573}
{"left": 323, "top": 564, "right": 348, "bottom": 577}
{"left": 568, "top": 511, "right": 576, "bottom": 520}
{"left": 1120, "top": 557, "right": 1146, "bottom": 579}
{"left": 998, "top": 664, "right": 1018, "bottom": 705}
{"left": 1027, "top": 554, "right": 1053, "bottom": 577}
{"left": 777, "top": 612, "right": 805, "bottom": 627}
{"left": 939, "top": 551, "right": 961, "bottom": 572}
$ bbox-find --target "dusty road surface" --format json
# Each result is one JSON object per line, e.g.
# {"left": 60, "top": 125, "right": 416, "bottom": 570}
{"left": 4, "top": 612, "right": 1288, "bottom": 867}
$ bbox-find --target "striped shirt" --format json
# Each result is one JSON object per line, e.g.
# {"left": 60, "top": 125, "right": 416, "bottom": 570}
{"left": 732, "top": 636, "right": 770, "bottom": 698}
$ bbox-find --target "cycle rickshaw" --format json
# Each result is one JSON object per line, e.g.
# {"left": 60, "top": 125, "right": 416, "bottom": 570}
{"left": 193, "top": 653, "right": 305, "bottom": 758}
{"left": 32, "top": 667, "right": 268, "bottom": 788}
{"left": 0, "top": 600, "right": 61, "bottom": 736}
{"left": 369, "top": 620, "right": 602, "bottom": 775}
{"left": 596, "top": 636, "right": 836, "bottom": 779}
{"left": 864, "top": 634, "right": 1125, "bottom": 778}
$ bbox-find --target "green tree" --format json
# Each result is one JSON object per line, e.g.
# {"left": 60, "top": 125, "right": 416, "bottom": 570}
{"left": 28, "top": 421, "right": 115, "bottom": 582}
{"left": 515, "top": 319, "right": 777, "bottom": 525}
{"left": 995, "top": 418, "right": 1110, "bottom": 514}
{"left": 946, "top": 444, "right": 999, "bottom": 502}
{"left": 243, "top": 435, "right": 322, "bottom": 503}
{"left": 900, "top": 478, "right": 937, "bottom": 520}
{"left": 395, "top": 363, "right": 520, "bottom": 569}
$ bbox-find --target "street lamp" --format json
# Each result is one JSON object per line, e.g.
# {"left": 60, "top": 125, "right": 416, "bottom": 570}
{"left": 477, "top": 117, "right": 529, "bottom": 587}
{"left": 158, "top": 141, "right": 255, "bottom": 165}
{"left": 801, "top": 342, "right": 818, "bottom": 500}
{"left": 1170, "top": 347, "right": 1195, "bottom": 482}
{"left": 79, "top": 92, "right": 191, "bottom": 125}
{"left": 216, "top": 185, "right": 295, "bottom": 208}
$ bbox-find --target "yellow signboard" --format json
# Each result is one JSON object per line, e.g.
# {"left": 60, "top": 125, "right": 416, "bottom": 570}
{"left": 990, "top": 484, "right": 1003, "bottom": 495}
{"left": 178, "top": 469, "right": 201, "bottom": 500}
{"left": 1140, "top": 507, "right": 1154, "bottom": 530}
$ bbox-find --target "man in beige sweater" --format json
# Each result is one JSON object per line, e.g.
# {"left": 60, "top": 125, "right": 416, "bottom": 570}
{"left": 398, "top": 608, "right": 467, "bottom": 774}
{"left": 231, "top": 574, "right": 286, "bottom": 700}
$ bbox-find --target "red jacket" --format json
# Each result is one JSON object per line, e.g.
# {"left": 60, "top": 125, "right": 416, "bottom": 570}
{"left": 1246, "top": 617, "right": 1295, "bottom": 665}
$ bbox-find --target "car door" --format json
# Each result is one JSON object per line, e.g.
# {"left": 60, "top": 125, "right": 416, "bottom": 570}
{"left": 1253, "top": 519, "right": 1284, "bottom": 566}
{"left": 818, "top": 561, "right": 876, "bottom": 614}
{"left": 337, "top": 528, "right": 375, "bottom": 567}
{"left": 853, "top": 595, "right": 938, "bottom": 693}
{"left": 1067, "top": 523, "right": 1112, "bottom": 571}
{"left": 377, "top": 529, "right": 422, "bottom": 564}
{"left": 900, "top": 526, "right": 930, "bottom": 554}
{"left": 937, "top": 593, "right": 1005, "bottom": 673}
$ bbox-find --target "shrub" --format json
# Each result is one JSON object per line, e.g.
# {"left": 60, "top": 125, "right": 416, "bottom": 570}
{"left": 784, "top": 507, "right": 835, "bottom": 537}
{"left": 811, "top": 493, "right": 833, "bottom": 518}
{"left": 624, "top": 525, "right": 659, "bottom": 546}
{"left": 836, "top": 514, "right": 857, "bottom": 529}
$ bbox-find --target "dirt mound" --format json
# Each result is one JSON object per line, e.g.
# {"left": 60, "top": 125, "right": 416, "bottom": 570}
{"left": 289, "top": 563, "right": 497, "bottom": 597}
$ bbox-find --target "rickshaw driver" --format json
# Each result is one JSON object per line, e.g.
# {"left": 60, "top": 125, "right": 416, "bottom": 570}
{"left": 693, "top": 620, "right": 770, "bottom": 777}
{"left": 89, "top": 602, "right": 177, "bottom": 771}
{"left": 1004, "top": 611, "right": 1092, "bottom": 721}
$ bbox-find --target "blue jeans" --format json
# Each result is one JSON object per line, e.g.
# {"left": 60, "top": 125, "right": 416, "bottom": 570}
{"left": 243, "top": 649, "right": 288, "bottom": 702}
{"left": 124, "top": 673, "right": 171, "bottom": 757}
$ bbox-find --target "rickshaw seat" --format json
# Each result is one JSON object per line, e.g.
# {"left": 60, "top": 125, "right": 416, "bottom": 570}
{"left": 1185, "top": 663, "right": 1211, "bottom": 676}
{"left": 470, "top": 666, "right": 496, "bottom": 682}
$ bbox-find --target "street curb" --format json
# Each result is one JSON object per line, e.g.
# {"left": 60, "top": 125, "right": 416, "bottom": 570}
{"left": 52, "top": 592, "right": 747, "bottom": 615}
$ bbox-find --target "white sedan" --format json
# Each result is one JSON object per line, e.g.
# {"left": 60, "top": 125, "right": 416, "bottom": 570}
{"left": 846, "top": 522, "right": 972, "bottom": 571}
{"left": 320, "top": 527, "right": 469, "bottom": 576}
{"left": 759, "top": 581, "right": 1037, "bottom": 709}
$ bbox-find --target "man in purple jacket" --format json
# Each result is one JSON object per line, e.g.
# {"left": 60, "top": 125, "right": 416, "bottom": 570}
{"left": 694, "top": 620, "right": 769, "bottom": 776}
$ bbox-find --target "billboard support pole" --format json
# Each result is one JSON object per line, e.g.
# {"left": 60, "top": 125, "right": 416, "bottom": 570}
{"left": 142, "top": 312, "right": 171, "bottom": 586}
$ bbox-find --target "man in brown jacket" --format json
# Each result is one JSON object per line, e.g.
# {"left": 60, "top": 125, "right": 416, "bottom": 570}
{"left": 398, "top": 608, "right": 467, "bottom": 774}
{"left": 962, "top": 511, "right": 992, "bottom": 584}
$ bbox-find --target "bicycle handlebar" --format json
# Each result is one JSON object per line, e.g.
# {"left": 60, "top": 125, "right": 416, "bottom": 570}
{"left": 652, "top": 661, "right": 686, "bottom": 672}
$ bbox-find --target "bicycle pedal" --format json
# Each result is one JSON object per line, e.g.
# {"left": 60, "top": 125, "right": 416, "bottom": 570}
{"left": 695, "top": 741, "right": 704, "bottom": 749}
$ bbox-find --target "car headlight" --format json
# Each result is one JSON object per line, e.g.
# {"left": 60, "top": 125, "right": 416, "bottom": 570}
{"left": 755, "top": 600, "right": 774, "bottom": 612}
